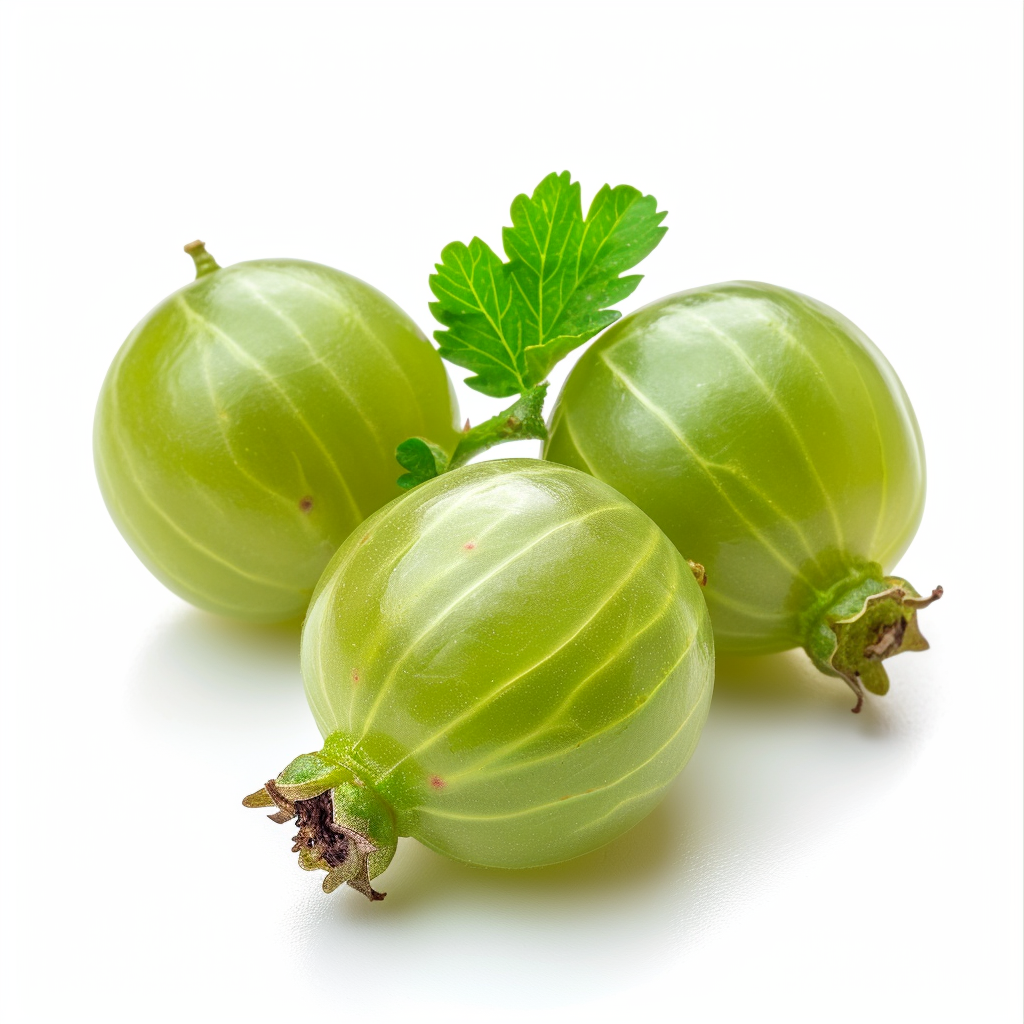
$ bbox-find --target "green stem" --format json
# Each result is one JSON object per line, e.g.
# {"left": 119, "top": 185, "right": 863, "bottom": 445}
{"left": 396, "top": 384, "right": 549, "bottom": 490}
{"left": 448, "top": 384, "right": 549, "bottom": 470}
{"left": 184, "top": 239, "right": 221, "bottom": 278}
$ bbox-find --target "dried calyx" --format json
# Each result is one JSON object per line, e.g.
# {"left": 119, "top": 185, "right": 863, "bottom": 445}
{"left": 244, "top": 781, "right": 384, "bottom": 900}
{"left": 243, "top": 749, "right": 398, "bottom": 901}
{"left": 805, "top": 575, "right": 943, "bottom": 713}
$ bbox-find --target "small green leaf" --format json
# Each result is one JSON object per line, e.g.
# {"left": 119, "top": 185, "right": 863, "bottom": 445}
{"left": 396, "top": 437, "right": 450, "bottom": 490}
{"left": 430, "top": 172, "right": 667, "bottom": 398}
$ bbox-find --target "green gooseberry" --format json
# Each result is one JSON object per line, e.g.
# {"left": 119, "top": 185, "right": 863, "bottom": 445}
{"left": 544, "top": 282, "right": 941, "bottom": 710}
{"left": 94, "top": 242, "right": 459, "bottom": 623}
{"left": 245, "top": 460, "right": 714, "bottom": 899}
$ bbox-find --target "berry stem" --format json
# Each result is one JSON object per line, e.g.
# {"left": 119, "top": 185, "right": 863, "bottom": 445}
{"left": 184, "top": 239, "right": 221, "bottom": 278}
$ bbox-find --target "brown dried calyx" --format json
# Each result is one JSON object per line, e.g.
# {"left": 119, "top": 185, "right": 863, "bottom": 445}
{"left": 244, "top": 780, "right": 385, "bottom": 900}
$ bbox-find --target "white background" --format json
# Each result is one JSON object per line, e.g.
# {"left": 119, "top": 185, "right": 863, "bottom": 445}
{"left": 1, "top": 2, "right": 1021, "bottom": 1021}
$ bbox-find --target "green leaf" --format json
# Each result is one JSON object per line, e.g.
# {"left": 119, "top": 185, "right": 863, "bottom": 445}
{"left": 430, "top": 172, "right": 667, "bottom": 398}
{"left": 429, "top": 237, "right": 526, "bottom": 398}
{"left": 395, "top": 437, "right": 450, "bottom": 490}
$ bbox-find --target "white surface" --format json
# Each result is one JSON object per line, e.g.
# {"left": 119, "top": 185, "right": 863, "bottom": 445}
{"left": 1, "top": 2, "right": 1021, "bottom": 1021}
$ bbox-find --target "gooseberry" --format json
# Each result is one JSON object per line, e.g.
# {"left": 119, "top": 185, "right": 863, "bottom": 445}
{"left": 244, "top": 460, "right": 714, "bottom": 898}
{"left": 544, "top": 282, "right": 941, "bottom": 710}
{"left": 94, "top": 242, "right": 459, "bottom": 623}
